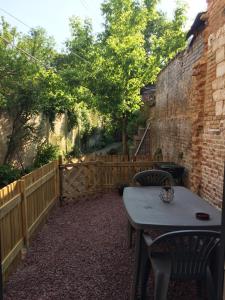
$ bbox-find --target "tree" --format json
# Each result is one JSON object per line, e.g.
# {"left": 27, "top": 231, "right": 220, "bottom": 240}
{"left": 88, "top": 0, "right": 147, "bottom": 153}
{"left": 58, "top": 17, "right": 103, "bottom": 154}
{"left": 143, "top": 1, "right": 187, "bottom": 80}
{"left": 0, "top": 0, "right": 187, "bottom": 163}
{"left": 86, "top": 0, "right": 187, "bottom": 154}
{"left": 0, "top": 19, "right": 70, "bottom": 163}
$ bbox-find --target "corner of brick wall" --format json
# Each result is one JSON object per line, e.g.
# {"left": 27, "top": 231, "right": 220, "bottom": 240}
{"left": 149, "top": 33, "right": 205, "bottom": 187}
{"left": 147, "top": 0, "right": 225, "bottom": 207}
{"left": 200, "top": 0, "right": 225, "bottom": 207}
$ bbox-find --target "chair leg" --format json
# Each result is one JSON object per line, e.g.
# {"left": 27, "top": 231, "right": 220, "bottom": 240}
{"left": 206, "top": 267, "right": 217, "bottom": 300}
{"left": 154, "top": 272, "right": 170, "bottom": 300}
{"left": 139, "top": 254, "right": 151, "bottom": 300}
{"left": 196, "top": 280, "right": 204, "bottom": 298}
{"left": 127, "top": 220, "right": 133, "bottom": 248}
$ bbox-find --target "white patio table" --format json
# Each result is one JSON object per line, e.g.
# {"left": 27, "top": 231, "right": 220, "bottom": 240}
{"left": 123, "top": 186, "right": 222, "bottom": 300}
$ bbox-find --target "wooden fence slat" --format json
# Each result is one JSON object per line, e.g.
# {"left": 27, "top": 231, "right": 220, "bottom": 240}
{"left": 0, "top": 195, "right": 21, "bottom": 220}
{"left": 58, "top": 156, "right": 64, "bottom": 205}
{"left": 19, "top": 180, "right": 29, "bottom": 248}
{"left": 2, "top": 239, "right": 23, "bottom": 274}
{"left": 28, "top": 195, "right": 56, "bottom": 237}
{"left": 26, "top": 169, "right": 56, "bottom": 197}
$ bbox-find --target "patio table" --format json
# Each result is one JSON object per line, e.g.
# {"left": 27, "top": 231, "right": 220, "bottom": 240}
{"left": 123, "top": 186, "right": 222, "bottom": 300}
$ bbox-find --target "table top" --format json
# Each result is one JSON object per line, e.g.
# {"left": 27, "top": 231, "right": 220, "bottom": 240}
{"left": 123, "top": 186, "right": 221, "bottom": 230}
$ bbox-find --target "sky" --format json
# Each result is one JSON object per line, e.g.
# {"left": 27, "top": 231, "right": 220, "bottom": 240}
{"left": 0, "top": 0, "right": 207, "bottom": 51}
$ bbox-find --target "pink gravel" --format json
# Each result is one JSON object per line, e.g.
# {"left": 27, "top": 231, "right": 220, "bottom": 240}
{"left": 4, "top": 192, "right": 203, "bottom": 300}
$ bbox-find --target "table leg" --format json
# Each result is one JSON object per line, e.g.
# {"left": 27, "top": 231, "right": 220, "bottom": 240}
{"left": 130, "top": 229, "right": 143, "bottom": 300}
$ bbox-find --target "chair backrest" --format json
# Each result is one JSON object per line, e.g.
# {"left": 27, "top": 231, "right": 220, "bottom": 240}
{"left": 133, "top": 169, "right": 174, "bottom": 186}
{"left": 149, "top": 230, "right": 220, "bottom": 280}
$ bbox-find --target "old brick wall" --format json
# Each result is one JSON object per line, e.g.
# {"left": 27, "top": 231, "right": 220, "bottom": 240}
{"left": 149, "top": 33, "right": 205, "bottom": 186}
{"left": 148, "top": 0, "right": 225, "bottom": 207}
{"left": 200, "top": 0, "right": 225, "bottom": 206}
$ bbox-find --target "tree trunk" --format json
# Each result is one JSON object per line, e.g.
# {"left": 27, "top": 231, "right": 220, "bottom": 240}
{"left": 3, "top": 115, "right": 21, "bottom": 164}
{"left": 3, "top": 111, "right": 32, "bottom": 164}
{"left": 122, "top": 115, "right": 128, "bottom": 155}
{"left": 46, "top": 116, "right": 50, "bottom": 145}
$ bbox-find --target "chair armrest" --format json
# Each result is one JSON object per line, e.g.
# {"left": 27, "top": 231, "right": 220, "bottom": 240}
{"left": 143, "top": 233, "right": 153, "bottom": 247}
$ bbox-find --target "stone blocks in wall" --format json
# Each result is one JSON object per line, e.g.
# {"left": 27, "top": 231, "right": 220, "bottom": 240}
{"left": 213, "top": 89, "right": 225, "bottom": 101}
{"left": 212, "top": 77, "right": 225, "bottom": 90}
{"left": 210, "top": 24, "right": 225, "bottom": 51}
{"left": 216, "top": 46, "right": 225, "bottom": 63}
{"left": 210, "top": 22, "right": 225, "bottom": 118}
{"left": 216, "top": 61, "right": 225, "bottom": 77}
{"left": 215, "top": 100, "right": 224, "bottom": 115}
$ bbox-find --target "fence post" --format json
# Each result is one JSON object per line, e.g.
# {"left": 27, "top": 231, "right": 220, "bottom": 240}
{"left": 0, "top": 219, "right": 3, "bottom": 300}
{"left": 19, "top": 180, "right": 29, "bottom": 249}
{"left": 58, "top": 155, "right": 64, "bottom": 206}
{"left": 55, "top": 160, "right": 59, "bottom": 199}
{"left": 94, "top": 161, "right": 102, "bottom": 195}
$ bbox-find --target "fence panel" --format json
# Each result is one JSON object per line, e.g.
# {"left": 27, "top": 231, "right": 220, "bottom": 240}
{"left": 69, "top": 154, "right": 152, "bottom": 163}
{"left": 61, "top": 159, "right": 157, "bottom": 199}
{"left": 97, "top": 161, "right": 155, "bottom": 191}
{"left": 61, "top": 162, "right": 98, "bottom": 200}
{"left": 23, "top": 161, "right": 59, "bottom": 237}
{"left": 0, "top": 160, "right": 59, "bottom": 278}
{"left": 0, "top": 181, "right": 23, "bottom": 274}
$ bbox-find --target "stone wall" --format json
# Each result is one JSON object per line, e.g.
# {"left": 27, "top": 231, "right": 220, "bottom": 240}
{"left": 0, "top": 113, "right": 77, "bottom": 166}
{"left": 148, "top": 0, "right": 225, "bottom": 207}
{"left": 0, "top": 112, "right": 12, "bottom": 164}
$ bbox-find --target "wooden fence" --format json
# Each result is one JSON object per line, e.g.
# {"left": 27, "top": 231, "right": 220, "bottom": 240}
{"left": 61, "top": 159, "right": 158, "bottom": 200}
{"left": 0, "top": 160, "right": 59, "bottom": 279}
{"left": 67, "top": 154, "right": 152, "bottom": 163}
{"left": 0, "top": 155, "right": 156, "bottom": 278}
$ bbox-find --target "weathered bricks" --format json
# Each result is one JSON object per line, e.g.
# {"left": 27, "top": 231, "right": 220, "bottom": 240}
{"left": 216, "top": 46, "right": 225, "bottom": 63}
{"left": 148, "top": 0, "right": 225, "bottom": 207}
{"left": 213, "top": 89, "right": 225, "bottom": 101}
{"left": 216, "top": 61, "right": 225, "bottom": 77}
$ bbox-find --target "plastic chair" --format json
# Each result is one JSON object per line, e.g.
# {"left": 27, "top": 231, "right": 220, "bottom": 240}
{"left": 140, "top": 230, "right": 220, "bottom": 300}
{"left": 133, "top": 169, "right": 174, "bottom": 187}
{"left": 127, "top": 170, "right": 174, "bottom": 248}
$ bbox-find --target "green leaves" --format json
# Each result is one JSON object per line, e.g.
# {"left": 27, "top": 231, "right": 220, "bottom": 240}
{"left": 144, "top": 1, "right": 187, "bottom": 78}
{"left": 83, "top": 0, "right": 187, "bottom": 153}
{"left": 0, "top": 19, "right": 69, "bottom": 162}
{"left": 0, "top": 0, "right": 188, "bottom": 159}
{"left": 90, "top": 0, "right": 147, "bottom": 118}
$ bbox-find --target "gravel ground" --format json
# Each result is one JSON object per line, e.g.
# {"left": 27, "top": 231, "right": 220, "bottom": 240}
{"left": 4, "top": 192, "right": 202, "bottom": 300}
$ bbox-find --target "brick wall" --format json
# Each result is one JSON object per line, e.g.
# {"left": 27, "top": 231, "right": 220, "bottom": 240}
{"left": 148, "top": 0, "right": 225, "bottom": 207}
{"left": 149, "top": 33, "right": 205, "bottom": 186}
{"left": 201, "top": 0, "right": 225, "bottom": 206}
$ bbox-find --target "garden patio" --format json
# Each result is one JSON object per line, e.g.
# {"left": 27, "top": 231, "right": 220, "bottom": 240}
{"left": 0, "top": 155, "right": 223, "bottom": 300}
{"left": 3, "top": 192, "right": 206, "bottom": 300}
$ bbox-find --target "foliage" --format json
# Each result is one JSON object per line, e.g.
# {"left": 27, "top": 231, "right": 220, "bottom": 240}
{"left": 0, "top": 165, "right": 21, "bottom": 188}
{"left": 80, "top": 0, "right": 187, "bottom": 153}
{"left": 34, "top": 143, "right": 59, "bottom": 168}
{"left": 0, "top": 0, "right": 188, "bottom": 163}
{"left": 143, "top": 2, "right": 187, "bottom": 80}
{"left": 0, "top": 19, "right": 64, "bottom": 162}
{"left": 127, "top": 110, "right": 147, "bottom": 139}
